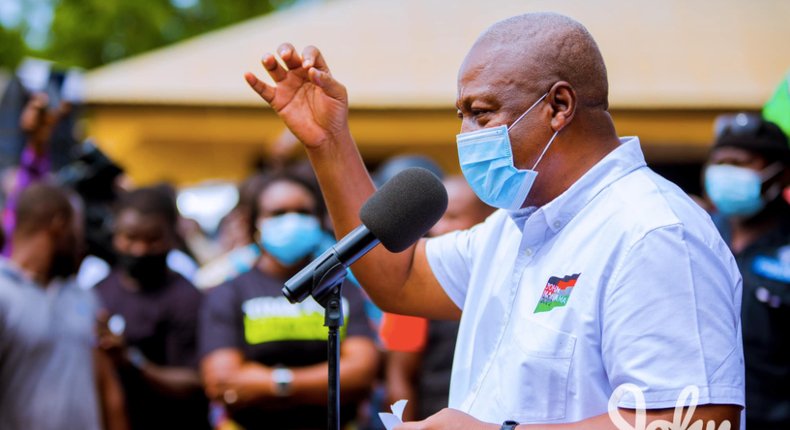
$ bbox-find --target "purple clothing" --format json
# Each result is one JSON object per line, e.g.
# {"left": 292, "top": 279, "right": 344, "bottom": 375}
{"left": 2, "top": 146, "right": 50, "bottom": 256}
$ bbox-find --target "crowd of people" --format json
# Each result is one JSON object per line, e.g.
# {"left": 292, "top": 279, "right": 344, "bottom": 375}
{"left": 1, "top": 27, "right": 790, "bottom": 430}
{"left": 0, "top": 89, "right": 497, "bottom": 430}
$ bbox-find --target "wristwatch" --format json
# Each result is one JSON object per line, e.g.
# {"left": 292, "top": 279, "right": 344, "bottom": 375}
{"left": 271, "top": 365, "right": 294, "bottom": 397}
{"left": 501, "top": 420, "right": 519, "bottom": 430}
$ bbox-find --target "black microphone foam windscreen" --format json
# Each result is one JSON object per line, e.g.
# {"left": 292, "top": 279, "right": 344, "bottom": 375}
{"left": 359, "top": 167, "right": 448, "bottom": 253}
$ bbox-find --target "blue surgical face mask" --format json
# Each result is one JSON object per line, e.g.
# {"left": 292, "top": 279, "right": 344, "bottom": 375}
{"left": 257, "top": 213, "right": 323, "bottom": 266}
{"left": 705, "top": 162, "right": 783, "bottom": 218}
{"left": 457, "top": 93, "right": 559, "bottom": 211}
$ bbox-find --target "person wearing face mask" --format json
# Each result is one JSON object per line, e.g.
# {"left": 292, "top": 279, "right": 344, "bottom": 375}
{"left": 198, "top": 170, "right": 379, "bottom": 430}
{"left": 94, "top": 186, "right": 209, "bottom": 430}
{"left": 0, "top": 184, "right": 128, "bottom": 430}
{"left": 704, "top": 113, "right": 790, "bottom": 430}
{"left": 243, "top": 11, "right": 745, "bottom": 430}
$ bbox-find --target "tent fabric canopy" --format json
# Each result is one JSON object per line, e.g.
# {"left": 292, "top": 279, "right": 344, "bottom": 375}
{"left": 84, "top": 0, "right": 790, "bottom": 110}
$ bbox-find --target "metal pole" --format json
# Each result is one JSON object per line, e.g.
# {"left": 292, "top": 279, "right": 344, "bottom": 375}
{"left": 327, "top": 325, "right": 340, "bottom": 430}
{"left": 324, "top": 288, "right": 344, "bottom": 430}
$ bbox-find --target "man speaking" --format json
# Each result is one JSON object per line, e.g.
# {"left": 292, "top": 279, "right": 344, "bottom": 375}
{"left": 244, "top": 12, "right": 745, "bottom": 430}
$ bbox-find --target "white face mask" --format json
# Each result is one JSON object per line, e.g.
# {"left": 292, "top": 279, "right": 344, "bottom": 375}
{"left": 456, "top": 93, "right": 559, "bottom": 211}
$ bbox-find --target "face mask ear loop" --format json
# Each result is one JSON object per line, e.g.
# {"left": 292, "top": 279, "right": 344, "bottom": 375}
{"left": 764, "top": 182, "right": 783, "bottom": 204}
{"left": 508, "top": 92, "right": 549, "bottom": 132}
{"left": 760, "top": 161, "right": 785, "bottom": 183}
{"left": 531, "top": 129, "right": 560, "bottom": 170}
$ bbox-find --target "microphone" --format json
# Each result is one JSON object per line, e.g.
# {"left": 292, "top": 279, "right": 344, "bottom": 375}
{"left": 283, "top": 167, "right": 448, "bottom": 305}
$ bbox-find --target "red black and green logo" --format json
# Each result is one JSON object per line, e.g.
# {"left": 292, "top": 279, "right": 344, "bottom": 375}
{"left": 535, "top": 273, "right": 581, "bottom": 314}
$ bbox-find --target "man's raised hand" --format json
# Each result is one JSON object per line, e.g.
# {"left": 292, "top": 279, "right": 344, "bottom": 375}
{"left": 245, "top": 44, "right": 350, "bottom": 149}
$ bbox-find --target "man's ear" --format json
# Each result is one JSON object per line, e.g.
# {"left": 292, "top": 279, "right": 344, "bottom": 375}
{"left": 47, "top": 214, "right": 67, "bottom": 238}
{"left": 548, "top": 81, "right": 577, "bottom": 132}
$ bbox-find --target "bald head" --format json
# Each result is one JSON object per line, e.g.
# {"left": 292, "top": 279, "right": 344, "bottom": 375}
{"left": 471, "top": 12, "right": 608, "bottom": 110}
{"left": 455, "top": 13, "right": 622, "bottom": 211}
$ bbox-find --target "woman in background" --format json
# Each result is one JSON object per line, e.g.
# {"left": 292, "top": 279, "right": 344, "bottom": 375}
{"left": 199, "top": 169, "right": 379, "bottom": 430}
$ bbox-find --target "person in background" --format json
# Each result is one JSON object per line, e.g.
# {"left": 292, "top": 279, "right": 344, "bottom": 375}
{"left": 0, "top": 184, "right": 127, "bottom": 430}
{"left": 367, "top": 155, "right": 446, "bottom": 335}
{"left": 150, "top": 184, "right": 201, "bottom": 283}
{"left": 199, "top": 170, "right": 379, "bottom": 430}
{"left": 193, "top": 173, "right": 268, "bottom": 290}
{"left": 382, "top": 176, "right": 494, "bottom": 421}
{"left": 2, "top": 92, "right": 70, "bottom": 256}
{"left": 94, "top": 186, "right": 208, "bottom": 430}
{"left": 704, "top": 113, "right": 790, "bottom": 430}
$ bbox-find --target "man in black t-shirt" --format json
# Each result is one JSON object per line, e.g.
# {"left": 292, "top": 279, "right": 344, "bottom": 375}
{"left": 95, "top": 187, "right": 209, "bottom": 430}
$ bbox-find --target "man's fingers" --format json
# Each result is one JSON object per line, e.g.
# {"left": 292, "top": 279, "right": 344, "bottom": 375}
{"left": 309, "top": 68, "right": 345, "bottom": 101}
{"left": 29, "top": 93, "right": 49, "bottom": 109}
{"left": 302, "top": 45, "right": 331, "bottom": 73}
{"left": 277, "top": 42, "right": 305, "bottom": 74}
{"left": 96, "top": 309, "right": 110, "bottom": 324}
{"left": 245, "top": 72, "right": 275, "bottom": 104}
{"left": 261, "top": 53, "right": 287, "bottom": 83}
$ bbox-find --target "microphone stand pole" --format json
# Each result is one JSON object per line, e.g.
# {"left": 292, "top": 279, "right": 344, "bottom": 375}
{"left": 287, "top": 252, "right": 347, "bottom": 430}
{"left": 324, "top": 285, "right": 344, "bottom": 430}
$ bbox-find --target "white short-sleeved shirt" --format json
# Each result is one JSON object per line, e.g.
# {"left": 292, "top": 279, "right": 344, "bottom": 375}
{"left": 426, "top": 137, "right": 745, "bottom": 424}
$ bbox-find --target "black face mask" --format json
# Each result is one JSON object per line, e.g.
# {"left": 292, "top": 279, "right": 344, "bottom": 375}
{"left": 50, "top": 252, "right": 77, "bottom": 280}
{"left": 116, "top": 252, "right": 169, "bottom": 288}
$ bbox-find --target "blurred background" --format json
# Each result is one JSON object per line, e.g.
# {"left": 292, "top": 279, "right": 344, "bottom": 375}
{"left": 1, "top": 0, "right": 788, "bottom": 204}
{"left": 1, "top": 1, "right": 790, "bottom": 430}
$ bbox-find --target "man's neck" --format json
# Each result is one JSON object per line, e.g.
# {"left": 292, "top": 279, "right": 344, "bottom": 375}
{"left": 9, "top": 234, "right": 53, "bottom": 286}
{"left": 118, "top": 270, "right": 171, "bottom": 293}
{"left": 526, "top": 112, "right": 622, "bottom": 208}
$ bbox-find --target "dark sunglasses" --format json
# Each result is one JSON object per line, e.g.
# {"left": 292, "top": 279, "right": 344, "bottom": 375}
{"left": 713, "top": 113, "right": 763, "bottom": 139}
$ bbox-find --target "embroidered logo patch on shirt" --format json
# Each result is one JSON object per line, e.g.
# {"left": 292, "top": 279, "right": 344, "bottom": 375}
{"left": 535, "top": 273, "right": 581, "bottom": 313}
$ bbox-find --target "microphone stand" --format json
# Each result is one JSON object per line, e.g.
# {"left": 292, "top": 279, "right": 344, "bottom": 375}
{"left": 286, "top": 252, "right": 348, "bottom": 430}
{"left": 324, "top": 285, "right": 343, "bottom": 430}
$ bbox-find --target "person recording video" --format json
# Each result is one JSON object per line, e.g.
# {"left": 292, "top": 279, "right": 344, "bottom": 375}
{"left": 198, "top": 170, "right": 379, "bottom": 430}
{"left": 243, "top": 11, "right": 744, "bottom": 430}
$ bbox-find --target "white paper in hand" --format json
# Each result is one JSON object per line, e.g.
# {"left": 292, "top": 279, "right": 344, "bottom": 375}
{"left": 379, "top": 399, "right": 408, "bottom": 430}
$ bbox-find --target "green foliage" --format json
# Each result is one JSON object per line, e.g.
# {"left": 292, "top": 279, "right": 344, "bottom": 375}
{"left": 39, "top": 0, "right": 291, "bottom": 69}
{"left": 0, "top": 26, "right": 25, "bottom": 69}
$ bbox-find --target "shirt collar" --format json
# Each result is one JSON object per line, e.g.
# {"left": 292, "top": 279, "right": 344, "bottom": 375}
{"left": 0, "top": 257, "right": 75, "bottom": 291}
{"left": 509, "top": 136, "right": 647, "bottom": 233}
{"left": 0, "top": 258, "right": 34, "bottom": 285}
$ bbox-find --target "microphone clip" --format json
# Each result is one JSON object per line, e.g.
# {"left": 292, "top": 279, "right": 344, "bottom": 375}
{"left": 282, "top": 249, "right": 347, "bottom": 328}
{"left": 312, "top": 251, "right": 346, "bottom": 329}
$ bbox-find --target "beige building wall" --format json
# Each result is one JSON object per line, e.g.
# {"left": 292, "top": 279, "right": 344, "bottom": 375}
{"left": 83, "top": 0, "right": 790, "bottom": 185}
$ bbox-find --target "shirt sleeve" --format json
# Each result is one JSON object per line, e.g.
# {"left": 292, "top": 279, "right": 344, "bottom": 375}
{"left": 425, "top": 228, "right": 476, "bottom": 310}
{"left": 342, "top": 282, "right": 375, "bottom": 340}
{"left": 198, "top": 282, "right": 242, "bottom": 359}
{"left": 602, "top": 224, "right": 745, "bottom": 409}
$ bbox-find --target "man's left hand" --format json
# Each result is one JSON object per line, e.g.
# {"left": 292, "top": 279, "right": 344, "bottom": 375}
{"left": 394, "top": 409, "right": 498, "bottom": 430}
